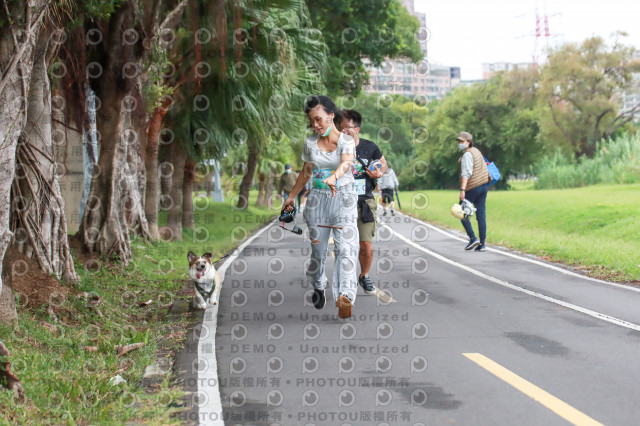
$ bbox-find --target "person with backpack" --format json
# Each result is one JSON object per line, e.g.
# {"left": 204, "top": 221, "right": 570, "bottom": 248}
{"left": 457, "top": 131, "right": 491, "bottom": 252}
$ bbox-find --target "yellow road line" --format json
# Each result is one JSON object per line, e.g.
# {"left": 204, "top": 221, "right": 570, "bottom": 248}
{"left": 463, "top": 353, "right": 603, "bottom": 426}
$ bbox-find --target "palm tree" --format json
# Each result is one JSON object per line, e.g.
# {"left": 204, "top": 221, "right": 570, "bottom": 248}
{"left": 156, "top": 0, "right": 326, "bottom": 239}
{"left": 227, "top": 0, "right": 327, "bottom": 208}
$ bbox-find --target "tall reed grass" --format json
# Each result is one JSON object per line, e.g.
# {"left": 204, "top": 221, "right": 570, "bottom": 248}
{"left": 534, "top": 133, "right": 640, "bottom": 189}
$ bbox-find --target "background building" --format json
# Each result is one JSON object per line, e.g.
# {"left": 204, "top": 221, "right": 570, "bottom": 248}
{"left": 364, "top": 60, "right": 460, "bottom": 100}
{"left": 481, "top": 61, "right": 535, "bottom": 80}
{"left": 621, "top": 73, "right": 640, "bottom": 123}
{"left": 363, "top": 0, "right": 461, "bottom": 100}
{"left": 402, "top": 0, "right": 428, "bottom": 58}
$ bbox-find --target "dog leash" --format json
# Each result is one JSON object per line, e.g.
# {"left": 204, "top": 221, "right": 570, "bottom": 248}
{"left": 213, "top": 253, "right": 230, "bottom": 264}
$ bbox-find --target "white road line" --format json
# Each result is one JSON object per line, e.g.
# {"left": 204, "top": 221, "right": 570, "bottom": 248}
{"left": 197, "top": 220, "right": 276, "bottom": 426}
{"left": 380, "top": 222, "right": 640, "bottom": 333}
{"left": 400, "top": 213, "right": 640, "bottom": 293}
{"left": 374, "top": 287, "right": 397, "bottom": 303}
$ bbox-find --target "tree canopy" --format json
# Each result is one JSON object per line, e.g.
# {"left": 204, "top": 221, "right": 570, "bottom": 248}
{"left": 306, "top": 0, "right": 423, "bottom": 95}
{"left": 538, "top": 34, "right": 640, "bottom": 157}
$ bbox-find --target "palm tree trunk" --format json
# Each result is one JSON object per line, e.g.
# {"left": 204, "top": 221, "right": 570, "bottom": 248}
{"left": 159, "top": 148, "right": 172, "bottom": 209}
{"left": 0, "top": 0, "right": 51, "bottom": 401}
{"left": 265, "top": 169, "right": 276, "bottom": 210}
{"left": 237, "top": 146, "right": 258, "bottom": 209}
{"left": 144, "top": 102, "right": 170, "bottom": 241}
{"left": 182, "top": 160, "right": 195, "bottom": 230}
{"left": 78, "top": 4, "right": 151, "bottom": 263}
{"left": 12, "top": 22, "right": 79, "bottom": 283}
{"left": 256, "top": 173, "right": 267, "bottom": 206}
{"left": 0, "top": 249, "right": 17, "bottom": 325}
{"left": 205, "top": 175, "right": 213, "bottom": 197}
{"left": 0, "top": 0, "right": 51, "bottom": 325}
{"left": 166, "top": 142, "right": 186, "bottom": 240}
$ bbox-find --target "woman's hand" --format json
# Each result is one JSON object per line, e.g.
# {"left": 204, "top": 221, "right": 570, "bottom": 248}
{"left": 282, "top": 196, "right": 296, "bottom": 211}
{"left": 322, "top": 173, "right": 338, "bottom": 197}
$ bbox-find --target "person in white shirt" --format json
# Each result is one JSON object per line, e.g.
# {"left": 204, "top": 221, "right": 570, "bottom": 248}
{"left": 378, "top": 167, "right": 399, "bottom": 216}
{"left": 283, "top": 95, "right": 359, "bottom": 319}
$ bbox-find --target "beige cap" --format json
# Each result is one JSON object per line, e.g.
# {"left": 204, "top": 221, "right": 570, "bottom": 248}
{"left": 457, "top": 132, "right": 473, "bottom": 142}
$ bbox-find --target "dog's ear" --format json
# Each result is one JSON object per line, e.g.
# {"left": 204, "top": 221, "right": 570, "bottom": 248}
{"left": 202, "top": 253, "right": 213, "bottom": 261}
{"left": 188, "top": 251, "right": 197, "bottom": 262}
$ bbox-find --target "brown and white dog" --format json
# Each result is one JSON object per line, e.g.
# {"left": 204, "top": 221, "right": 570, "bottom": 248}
{"left": 188, "top": 251, "right": 221, "bottom": 309}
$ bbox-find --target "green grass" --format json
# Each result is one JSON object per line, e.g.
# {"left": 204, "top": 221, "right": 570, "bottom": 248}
{"left": 0, "top": 193, "right": 276, "bottom": 424}
{"left": 398, "top": 184, "right": 640, "bottom": 282}
{"left": 131, "top": 191, "right": 278, "bottom": 281}
{"left": 0, "top": 268, "right": 186, "bottom": 425}
{"left": 507, "top": 179, "right": 536, "bottom": 191}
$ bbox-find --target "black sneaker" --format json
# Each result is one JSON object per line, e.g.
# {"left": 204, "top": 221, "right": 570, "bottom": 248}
{"left": 391, "top": 210, "right": 395, "bottom": 216}
{"left": 359, "top": 275, "right": 376, "bottom": 295}
{"left": 465, "top": 238, "right": 480, "bottom": 250}
{"left": 312, "top": 289, "right": 326, "bottom": 309}
{"left": 383, "top": 210, "right": 387, "bottom": 216}
{"left": 475, "top": 244, "right": 486, "bottom": 252}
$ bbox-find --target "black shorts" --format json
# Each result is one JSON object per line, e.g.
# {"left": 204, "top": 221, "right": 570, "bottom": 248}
{"left": 381, "top": 189, "right": 394, "bottom": 203}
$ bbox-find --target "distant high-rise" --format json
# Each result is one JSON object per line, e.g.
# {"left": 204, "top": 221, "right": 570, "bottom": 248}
{"left": 402, "top": 0, "right": 428, "bottom": 58}
{"left": 363, "top": 1, "right": 460, "bottom": 100}
{"left": 621, "top": 73, "right": 640, "bottom": 123}
{"left": 364, "top": 59, "right": 460, "bottom": 100}
{"left": 481, "top": 62, "right": 534, "bottom": 80}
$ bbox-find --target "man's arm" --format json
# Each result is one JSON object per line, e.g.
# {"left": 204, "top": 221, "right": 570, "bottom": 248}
{"left": 365, "top": 144, "right": 387, "bottom": 179}
{"left": 366, "top": 154, "right": 387, "bottom": 179}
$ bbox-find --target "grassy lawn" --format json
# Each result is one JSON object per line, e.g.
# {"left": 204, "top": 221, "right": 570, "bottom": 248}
{"left": 0, "top": 193, "right": 276, "bottom": 424}
{"left": 398, "top": 183, "right": 640, "bottom": 282}
{"left": 131, "top": 191, "right": 279, "bottom": 282}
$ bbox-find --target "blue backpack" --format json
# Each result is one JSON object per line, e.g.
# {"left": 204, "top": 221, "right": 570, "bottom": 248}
{"left": 483, "top": 156, "right": 501, "bottom": 187}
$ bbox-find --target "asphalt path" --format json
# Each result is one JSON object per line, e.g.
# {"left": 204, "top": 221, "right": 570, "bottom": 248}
{"left": 178, "top": 207, "right": 640, "bottom": 425}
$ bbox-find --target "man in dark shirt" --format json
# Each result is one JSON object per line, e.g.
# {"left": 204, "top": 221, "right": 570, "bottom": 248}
{"left": 339, "top": 110, "right": 388, "bottom": 295}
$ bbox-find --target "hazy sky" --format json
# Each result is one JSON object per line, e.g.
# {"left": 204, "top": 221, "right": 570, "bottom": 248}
{"left": 414, "top": 0, "right": 640, "bottom": 80}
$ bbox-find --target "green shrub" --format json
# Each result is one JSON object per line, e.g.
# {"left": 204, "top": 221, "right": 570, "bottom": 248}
{"left": 534, "top": 133, "right": 640, "bottom": 189}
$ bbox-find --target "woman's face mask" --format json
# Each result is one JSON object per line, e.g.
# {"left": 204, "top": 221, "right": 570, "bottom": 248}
{"left": 321, "top": 125, "right": 332, "bottom": 137}
{"left": 458, "top": 142, "right": 467, "bottom": 150}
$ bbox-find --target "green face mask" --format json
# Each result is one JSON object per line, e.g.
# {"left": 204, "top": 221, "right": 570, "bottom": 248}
{"left": 321, "top": 126, "right": 332, "bottom": 137}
